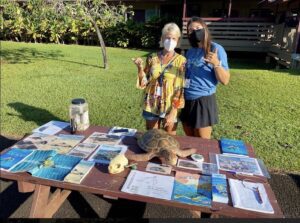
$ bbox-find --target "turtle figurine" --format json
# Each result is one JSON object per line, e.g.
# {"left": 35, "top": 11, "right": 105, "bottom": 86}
{"left": 127, "top": 129, "right": 197, "bottom": 165}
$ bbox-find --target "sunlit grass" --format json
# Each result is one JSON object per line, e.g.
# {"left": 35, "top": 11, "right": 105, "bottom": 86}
{"left": 1, "top": 41, "right": 299, "bottom": 172}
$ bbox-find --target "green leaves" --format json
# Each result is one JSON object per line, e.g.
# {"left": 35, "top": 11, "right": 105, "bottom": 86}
{"left": 1, "top": 0, "right": 133, "bottom": 45}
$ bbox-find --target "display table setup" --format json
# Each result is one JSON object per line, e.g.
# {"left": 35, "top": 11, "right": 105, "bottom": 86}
{"left": 0, "top": 122, "right": 284, "bottom": 218}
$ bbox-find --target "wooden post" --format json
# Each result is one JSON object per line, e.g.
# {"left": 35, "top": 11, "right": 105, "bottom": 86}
{"left": 29, "top": 184, "right": 50, "bottom": 218}
{"left": 18, "top": 181, "right": 35, "bottom": 193}
{"left": 294, "top": 18, "right": 300, "bottom": 53}
{"left": 228, "top": 0, "right": 232, "bottom": 18}
{"left": 29, "top": 184, "right": 71, "bottom": 218}
{"left": 183, "top": 0, "right": 187, "bottom": 19}
{"left": 190, "top": 210, "right": 201, "bottom": 218}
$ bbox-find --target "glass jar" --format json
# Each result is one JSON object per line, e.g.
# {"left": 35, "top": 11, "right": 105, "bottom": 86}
{"left": 69, "top": 98, "right": 89, "bottom": 132}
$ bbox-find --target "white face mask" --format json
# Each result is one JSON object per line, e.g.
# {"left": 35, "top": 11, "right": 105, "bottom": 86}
{"left": 163, "top": 39, "right": 177, "bottom": 52}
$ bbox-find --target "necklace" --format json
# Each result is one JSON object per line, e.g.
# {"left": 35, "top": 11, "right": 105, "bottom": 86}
{"left": 160, "top": 51, "right": 176, "bottom": 65}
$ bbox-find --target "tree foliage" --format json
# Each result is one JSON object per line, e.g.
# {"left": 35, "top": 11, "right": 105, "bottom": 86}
{"left": 0, "top": 0, "right": 181, "bottom": 49}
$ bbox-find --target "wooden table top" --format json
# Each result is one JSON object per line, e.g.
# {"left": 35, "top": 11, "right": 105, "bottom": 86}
{"left": 0, "top": 125, "right": 284, "bottom": 218}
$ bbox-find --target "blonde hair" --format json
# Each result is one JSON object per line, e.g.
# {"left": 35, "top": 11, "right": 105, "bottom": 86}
{"left": 161, "top": 23, "right": 181, "bottom": 39}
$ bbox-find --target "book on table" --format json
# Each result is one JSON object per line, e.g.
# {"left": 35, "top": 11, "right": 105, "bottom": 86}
{"left": 220, "top": 138, "right": 248, "bottom": 156}
{"left": 0, "top": 148, "right": 34, "bottom": 171}
{"left": 229, "top": 178, "right": 274, "bottom": 214}
{"left": 83, "top": 132, "right": 122, "bottom": 145}
{"left": 64, "top": 160, "right": 95, "bottom": 184}
{"left": 171, "top": 171, "right": 212, "bottom": 207}
{"left": 9, "top": 150, "right": 82, "bottom": 181}
{"left": 216, "top": 154, "right": 263, "bottom": 176}
{"left": 14, "top": 133, "right": 84, "bottom": 154}
{"left": 212, "top": 173, "right": 228, "bottom": 203}
{"left": 88, "top": 144, "right": 127, "bottom": 164}
{"left": 67, "top": 143, "right": 98, "bottom": 158}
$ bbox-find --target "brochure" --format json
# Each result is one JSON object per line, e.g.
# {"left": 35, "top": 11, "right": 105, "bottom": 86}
{"left": 29, "top": 154, "right": 82, "bottom": 181}
{"left": 14, "top": 133, "right": 50, "bottom": 149}
{"left": 220, "top": 138, "right": 248, "bottom": 156}
{"left": 67, "top": 143, "right": 98, "bottom": 158}
{"left": 121, "top": 170, "right": 174, "bottom": 200}
{"left": 88, "top": 144, "right": 127, "bottom": 164}
{"left": 83, "top": 132, "right": 122, "bottom": 145}
{"left": 10, "top": 150, "right": 57, "bottom": 173}
{"left": 9, "top": 150, "right": 81, "bottom": 181}
{"left": 14, "top": 133, "right": 84, "bottom": 154}
{"left": 108, "top": 126, "right": 137, "bottom": 138}
{"left": 177, "top": 159, "right": 218, "bottom": 175}
{"left": 0, "top": 148, "right": 34, "bottom": 171}
{"left": 145, "top": 162, "right": 172, "bottom": 175}
{"left": 212, "top": 174, "right": 228, "bottom": 203}
{"left": 64, "top": 160, "right": 94, "bottom": 184}
{"left": 32, "top": 120, "right": 69, "bottom": 135}
{"left": 172, "top": 171, "right": 212, "bottom": 207}
{"left": 35, "top": 134, "right": 83, "bottom": 154}
{"left": 216, "top": 154, "right": 263, "bottom": 176}
{"left": 177, "top": 159, "right": 202, "bottom": 171}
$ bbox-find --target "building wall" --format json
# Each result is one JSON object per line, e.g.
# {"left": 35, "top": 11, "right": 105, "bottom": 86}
{"left": 116, "top": 0, "right": 299, "bottom": 21}
{"left": 185, "top": 0, "right": 271, "bottom": 18}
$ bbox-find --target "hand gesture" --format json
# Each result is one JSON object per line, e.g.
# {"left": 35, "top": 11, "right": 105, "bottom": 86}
{"left": 204, "top": 48, "right": 219, "bottom": 67}
{"left": 163, "top": 110, "right": 177, "bottom": 128}
{"left": 132, "top": 57, "right": 144, "bottom": 69}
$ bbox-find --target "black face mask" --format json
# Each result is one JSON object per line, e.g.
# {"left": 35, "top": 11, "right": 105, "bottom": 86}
{"left": 188, "top": 29, "right": 205, "bottom": 48}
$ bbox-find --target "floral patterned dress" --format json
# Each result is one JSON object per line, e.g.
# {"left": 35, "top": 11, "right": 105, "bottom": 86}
{"left": 136, "top": 52, "right": 186, "bottom": 118}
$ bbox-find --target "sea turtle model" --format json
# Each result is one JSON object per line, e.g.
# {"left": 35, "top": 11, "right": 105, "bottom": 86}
{"left": 127, "top": 129, "right": 196, "bottom": 165}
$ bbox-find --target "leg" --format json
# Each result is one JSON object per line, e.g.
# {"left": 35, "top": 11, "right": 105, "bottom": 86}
{"left": 190, "top": 210, "right": 201, "bottom": 218}
{"left": 29, "top": 184, "right": 71, "bottom": 218}
{"left": 182, "top": 122, "right": 195, "bottom": 136}
{"left": 146, "top": 120, "right": 160, "bottom": 130}
{"left": 164, "top": 122, "right": 177, "bottom": 135}
{"left": 194, "top": 126, "right": 212, "bottom": 139}
{"left": 18, "top": 181, "right": 35, "bottom": 193}
{"left": 30, "top": 184, "right": 50, "bottom": 218}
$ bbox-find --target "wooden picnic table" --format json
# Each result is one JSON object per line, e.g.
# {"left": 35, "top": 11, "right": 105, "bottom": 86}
{"left": 0, "top": 125, "right": 284, "bottom": 218}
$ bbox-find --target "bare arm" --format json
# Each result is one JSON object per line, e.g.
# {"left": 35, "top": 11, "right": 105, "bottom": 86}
{"left": 132, "top": 57, "right": 149, "bottom": 87}
{"left": 214, "top": 65, "right": 230, "bottom": 85}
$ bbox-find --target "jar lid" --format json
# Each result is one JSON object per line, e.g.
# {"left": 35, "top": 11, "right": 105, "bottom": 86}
{"left": 71, "top": 98, "right": 86, "bottom": 105}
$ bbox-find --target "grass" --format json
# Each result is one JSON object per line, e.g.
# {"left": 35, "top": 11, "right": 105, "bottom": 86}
{"left": 1, "top": 41, "right": 300, "bottom": 173}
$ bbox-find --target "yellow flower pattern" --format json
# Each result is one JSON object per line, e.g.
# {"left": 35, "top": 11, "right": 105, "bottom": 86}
{"left": 136, "top": 52, "right": 186, "bottom": 117}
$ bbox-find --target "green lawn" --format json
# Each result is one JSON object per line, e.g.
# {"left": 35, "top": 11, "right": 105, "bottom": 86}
{"left": 1, "top": 41, "right": 300, "bottom": 173}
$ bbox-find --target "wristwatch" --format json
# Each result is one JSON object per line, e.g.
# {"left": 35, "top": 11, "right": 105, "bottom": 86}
{"left": 214, "top": 60, "right": 222, "bottom": 69}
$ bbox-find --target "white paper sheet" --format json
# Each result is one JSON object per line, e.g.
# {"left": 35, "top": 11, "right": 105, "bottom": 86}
{"left": 229, "top": 179, "right": 274, "bottom": 214}
{"left": 121, "top": 170, "right": 174, "bottom": 200}
{"left": 32, "top": 121, "right": 69, "bottom": 135}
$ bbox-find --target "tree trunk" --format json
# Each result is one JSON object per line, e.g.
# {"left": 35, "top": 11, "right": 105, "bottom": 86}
{"left": 88, "top": 15, "right": 108, "bottom": 69}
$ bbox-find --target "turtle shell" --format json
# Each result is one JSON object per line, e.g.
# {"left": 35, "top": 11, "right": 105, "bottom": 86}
{"left": 137, "top": 129, "right": 180, "bottom": 154}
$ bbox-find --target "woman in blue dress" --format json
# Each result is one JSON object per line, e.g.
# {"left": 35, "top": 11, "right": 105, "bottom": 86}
{"left": 180, "top": 17, "right": 230, "bottom": 139}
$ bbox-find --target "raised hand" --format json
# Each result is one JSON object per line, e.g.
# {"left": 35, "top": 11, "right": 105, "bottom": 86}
{"left": 203, "top": 48, "right": 219, "bottom": 67}
{"left": 132, "top": 57, "right": 144, "bottom": 69}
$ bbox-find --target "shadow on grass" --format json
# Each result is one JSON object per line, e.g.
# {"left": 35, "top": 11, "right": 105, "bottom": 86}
{"left": 272, "top": 68, "right": 300, "bottom": 76}
{"left": 0, "top": 181, "right": 32, "bottom": 218}
{"left": 1, "top": 47, "right": 104, "bottom": 68}
{"left": 0, "top": 135, "right": 19, "bottom": 151}
{"left": 7, "top": 102, "right": 64, "bottom": 127}
{"left": 269, "top": 173, "right": 300, "bottom": 218}
{"left": 289, "top": 173, "right": 300, "bottom": 188}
